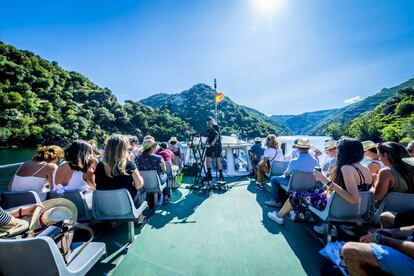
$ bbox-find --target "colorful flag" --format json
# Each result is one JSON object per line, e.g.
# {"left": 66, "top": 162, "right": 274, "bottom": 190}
{"left": 215, "top": 92, "right": 224, "bottom": 104}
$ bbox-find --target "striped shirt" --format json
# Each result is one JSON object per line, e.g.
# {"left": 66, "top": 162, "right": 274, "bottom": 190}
{"left": 0, "top": 207, "right": 12, "bottom": 227}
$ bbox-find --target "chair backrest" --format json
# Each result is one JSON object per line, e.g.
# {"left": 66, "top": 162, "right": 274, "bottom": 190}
{"left": 328, "top": 191, "right": 374, "bottom": 220}
{"left": 0, "top": 191, "right": 41, "bottom": 209}
{"left": 270, "top": 161, "right": 289, "bottom": 176}
{"left": 287, "top": 171, "right": 316, "bottom": 191}
{"left": 140, "top": 170, "right": 163, "bottom": 193}
{"left": 380, "top": 192, "right": 414, "bottom": 214}
{"left": 165, "top": 162, "right": 173, "bottom": 176}
{"left": 172, "top": 157, "right": 183, "bottom": 168}
{"left": 47, "top": 191, "right": 92, "bottom": 221}
{"left": 92, "top": 189, "right": 137, "bottom": 221}
{"left": 0, "top": 236, "right": 67, "bottom": 276}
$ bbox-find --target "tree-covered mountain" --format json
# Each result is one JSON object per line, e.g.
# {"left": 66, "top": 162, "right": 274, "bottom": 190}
{"left": 309, "top": 78, "right": 414, "bottom": 136}
{"left": 340, "top": 87, "right": 414, "bottom": 144}
{"left": 141, "top": 84, "right": 290, "bottom": 138}
{"left": 270, "top": 109, "right": 340, "bottom": 135}
{"left": 0, "top": 41, "right": 192, "bottom": 147}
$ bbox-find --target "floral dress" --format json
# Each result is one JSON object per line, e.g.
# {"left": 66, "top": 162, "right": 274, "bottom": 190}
{"left": 288, "top": 165, "right": 372, "bottom": 222}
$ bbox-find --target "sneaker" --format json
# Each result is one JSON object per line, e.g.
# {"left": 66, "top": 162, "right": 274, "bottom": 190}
{"left": 339, "top": 225, "right": 356, "bottom": 236}
{"left": 265, "top": 200, "right": 282, "bottom": 208}
{"left": 289, "top": 210, "right": 296, "bottom": 221}
{"left": 313, "top": 224, "right": 338, "bottom": 237}
{"left": 268, "top": 211, "right": 284, "bottom": 224}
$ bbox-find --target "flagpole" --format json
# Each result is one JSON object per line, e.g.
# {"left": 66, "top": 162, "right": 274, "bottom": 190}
{"left": 214, "top": 78, "right": 218, "bottom": 124}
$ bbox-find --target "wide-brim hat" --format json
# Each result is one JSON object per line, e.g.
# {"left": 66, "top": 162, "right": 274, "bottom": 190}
{"left": 254, "top": 137, "right": 262, "bottom": 142}
{"left": 362, "top": 140, "right": 376, "bottom": 151}
{"left": 142, "top": 139, "right": 157, "bottom": 151}
{"left": 30, "top": 198, "right": 77, "bottom": 230}
{"left": 403, "top": 157, "right": 414, "bottom": 167}
{"left": 296, "top": 138, "right": 311, "bottom": 149}
{"left": 324, "top": 140, "right": 337, "bottom": 150}
{"left": 169, "top": 137, "right": 178, "bottom": 143}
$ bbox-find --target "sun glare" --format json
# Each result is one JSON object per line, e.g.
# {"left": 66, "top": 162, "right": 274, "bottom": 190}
{"left": 251, "top": 0, "right": 286, "bottom": 16}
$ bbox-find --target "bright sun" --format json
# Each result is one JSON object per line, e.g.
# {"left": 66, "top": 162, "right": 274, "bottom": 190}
{"left": 251, "top": 0, "right": 286, "bottom": 15}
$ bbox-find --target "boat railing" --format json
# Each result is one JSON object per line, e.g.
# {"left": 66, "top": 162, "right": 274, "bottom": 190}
{"left": 0, "top": 162, "right": 23, "bottom": 169}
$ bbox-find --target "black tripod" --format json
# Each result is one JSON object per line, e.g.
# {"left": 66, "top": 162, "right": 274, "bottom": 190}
{"left": 189, "top": 134, "right": 208, "bottom": 189}
{"left": 188, "top": 134, "right": 228, "bottom": 192}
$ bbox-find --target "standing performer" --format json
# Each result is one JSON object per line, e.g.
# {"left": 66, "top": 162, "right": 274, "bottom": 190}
{"left": 205, "top": 116, "right": 224, "bottom": 181}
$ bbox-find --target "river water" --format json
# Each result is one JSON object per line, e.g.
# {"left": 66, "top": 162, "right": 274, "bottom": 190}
{"left": 0, "top": 136, "right": 331, "bottom": 191}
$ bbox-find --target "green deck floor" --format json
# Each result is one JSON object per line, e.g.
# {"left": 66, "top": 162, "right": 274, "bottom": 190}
{"left": 112, "top": 179, "right": 325, "bottom": 276}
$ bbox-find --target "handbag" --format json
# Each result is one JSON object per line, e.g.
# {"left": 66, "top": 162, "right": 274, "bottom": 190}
{"left": 36, "top": 220, "right": 94, "bottom": 264}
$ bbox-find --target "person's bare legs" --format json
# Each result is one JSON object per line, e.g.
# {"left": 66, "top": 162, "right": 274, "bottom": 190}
{"left": 216, "top": 158, "right": 222, "bottom": 170}
{"left": 380, "top": 211, "right": 396, "bottom": 228}
{"left": 206, "top": 157, "right": 212, "bottom": 169}
{"left": 276, "top": 199, "right": 294, "bottom": 218}
{"left": 342, "top": 242, "right": 380, "bottom": 276}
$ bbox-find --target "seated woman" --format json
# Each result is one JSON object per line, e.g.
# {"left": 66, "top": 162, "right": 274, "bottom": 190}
{"left": 371, "top": 142, "right": 414, "bottom": 202}
{"left": 53, "top": 140, "right": 97, "bottom": 197}
{"left": 157, "top": 143, "right": 180, "bottom": 174}
{"left": 168, "top": 137, "right": 185, "bottom": 167}
{"left": 256, "top": 134, "right": 284, "bottom": 190}
{"left": 362, "top": 140, "right": 384, "bottom": 175}
{"left": 268, "top": 138, "right": 372, "bottom": 225}
{"left": 9, "top": 145, "right": 64, "bottom": 200}
{"left": 95, "top": 134, "right": 145, "bottom": 209}
{"left": 135, "top": 139, "right": 169, "bottom": 204}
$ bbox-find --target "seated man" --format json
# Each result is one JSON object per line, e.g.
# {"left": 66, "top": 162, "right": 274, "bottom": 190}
{"left": 265, "top": 138, "right": 318, "bottom": 207}
{"left": 342, "top": 225, "right": 414, "bottom": 275}
{"left": 248, "top": 137, "right": 264, "bottom": 176}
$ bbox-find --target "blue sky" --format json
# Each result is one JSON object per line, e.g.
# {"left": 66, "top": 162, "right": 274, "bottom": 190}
{"left": 1, "top": 0, "right": 414, "bottom": 115}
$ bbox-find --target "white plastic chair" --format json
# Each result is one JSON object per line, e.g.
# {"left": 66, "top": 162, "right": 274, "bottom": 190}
{"left": 0, "top": 236, "right": 106, "bottom": 276}
{"left": 279, "top": 171, "right": 316, "bottom": 192}
{"left": 371, "top": 192, "right": 414, "bottom": 224}
{"left": 309, "top": 191, "right": 375, "bottom": 243}
{"left": 140, "top": 170, "right": 167, "bottom": 208}
{"left": 92, "top": 189, "right": 148, "bottom": 242}
{"left": 268, "top": 161, "right": 289, "bottom": 177}
{"left": 165, "top": 162, "right": 178, "bottom": 189}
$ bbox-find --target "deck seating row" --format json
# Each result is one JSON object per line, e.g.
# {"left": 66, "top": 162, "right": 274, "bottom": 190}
{"left": 263, "top": 170, "right": 414, "bottom": 242}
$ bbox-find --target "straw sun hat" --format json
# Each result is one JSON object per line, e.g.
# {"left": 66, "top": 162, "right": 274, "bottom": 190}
{"left": 29, "top": 198, "right": 78, "bottom": 230}
{"left": 295, "top": 138, "right": 311, "bottom": 149}
{"left": 324, "top": 140, "right": 338, "bottom": 150}
{"left": 169, "top": 137, "right": 179, "bottom": 143}
{"left": 362, "top": 140, "right": 377, "bottom": 151}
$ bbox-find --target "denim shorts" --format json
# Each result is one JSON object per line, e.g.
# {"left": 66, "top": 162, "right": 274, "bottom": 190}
{"left": 370, "top": 243, "right": 414, "bottom": 276}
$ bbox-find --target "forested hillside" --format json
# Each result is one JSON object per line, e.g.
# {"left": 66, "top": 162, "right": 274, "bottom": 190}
{"left": 271, "top": 109, "right": 340, "bottom": 134}
{"left": 310, "top": 78, "right": 414, "bottom": 136}
{"left": 340, "top": 87, "right": 414, "bottom": 144}
{"left": 0, "top": 41, "right": 192, "bottom": 147}
{"left": 141, "top": 84, "right": 290, "bottom": 138}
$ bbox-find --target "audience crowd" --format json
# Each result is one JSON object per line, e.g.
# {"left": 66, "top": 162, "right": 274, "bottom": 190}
{"left": 2, "top": 132, "right": 414, "bottom": 275}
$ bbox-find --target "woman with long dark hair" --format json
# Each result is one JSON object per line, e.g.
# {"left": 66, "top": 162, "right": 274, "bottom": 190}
{"left": 268, "top": 138, "right": 372, "bottom": 225}
{"left": 53, "top": 140, "right": 97, "bottom": 192}
{"left": 372, "top": 142, "right": 414, "bottom": 202}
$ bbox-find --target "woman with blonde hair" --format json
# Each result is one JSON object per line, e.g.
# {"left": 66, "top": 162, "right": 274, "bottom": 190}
{"left": 9, "top": 145, "right": 64, "bottom": 200}
{"left": 256, "top": 134, "right": 284, "bottom": 190}
{"left": 95, "top": 134, "right": 145, "bottom": 208}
